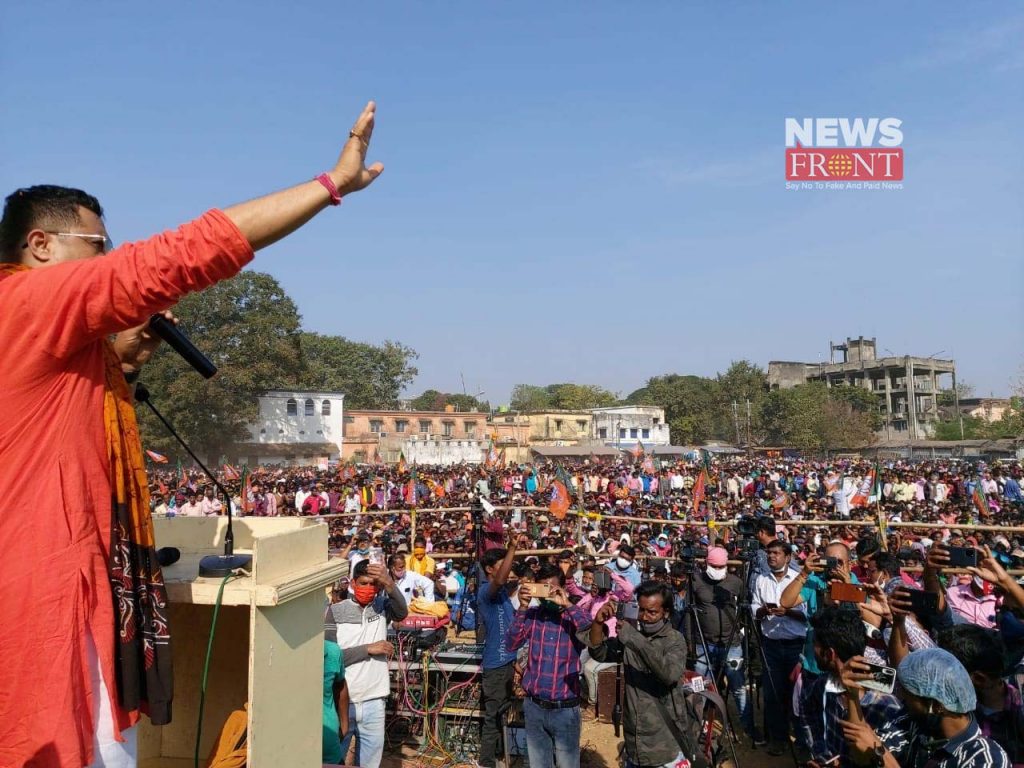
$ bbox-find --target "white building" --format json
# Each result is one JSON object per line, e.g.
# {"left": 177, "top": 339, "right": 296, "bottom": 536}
{"left": 589, "top": 405, "right": 671, "bottom": 448}
{"left": 236, "top": 390, "right": 345, "bottom": 466}
{"left": 394, "top": 436, "right": 487, "bottom": 466}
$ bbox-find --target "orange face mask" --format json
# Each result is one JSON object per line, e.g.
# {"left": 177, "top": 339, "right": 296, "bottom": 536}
{"left": 414, "top": 547, "right": 426, "bottom": 558}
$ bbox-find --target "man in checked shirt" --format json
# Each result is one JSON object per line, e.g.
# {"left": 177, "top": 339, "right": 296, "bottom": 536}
{"left": 506, "top": 562, "right": 593, "bottom": 768}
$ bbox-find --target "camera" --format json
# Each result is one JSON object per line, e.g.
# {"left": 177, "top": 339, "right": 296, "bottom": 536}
{"left": 731, "top": 538, "right": 760, "bottom": 560}
{"left": 678, "top": 539, "right": 708, "bottom": 561}
{"left": 735, "top": 515, "right": 758, "bottom": 537}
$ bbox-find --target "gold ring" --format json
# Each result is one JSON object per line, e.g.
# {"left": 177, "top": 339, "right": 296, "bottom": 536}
{"left": 349, "top": 130, "right": 367, "bottom": 145}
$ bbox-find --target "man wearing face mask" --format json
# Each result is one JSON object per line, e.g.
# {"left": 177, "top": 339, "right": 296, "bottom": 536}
{"left": 691, "top": 546, "right": 757, "bottom": 743}
{"left": 325, "top": 559, "right": 407, "bottom": 768}
{"left": 406, "top": 534, "right": 436, "bottom": 577}
{"left": 840, "top": 647, "right": 1009, "bottom": 768}
{"left": 607, "top": 544, "right": 642, "bottom": 588}
{"left": 349, "top": 530, "right": 372, "bottom": 572}
{"left": 586, "top": 581, "right": 700, "bottom": 768}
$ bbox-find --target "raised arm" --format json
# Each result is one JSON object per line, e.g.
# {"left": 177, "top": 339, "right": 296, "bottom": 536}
{"left": 223, "top": 101, "right": 383, "bottom": 250}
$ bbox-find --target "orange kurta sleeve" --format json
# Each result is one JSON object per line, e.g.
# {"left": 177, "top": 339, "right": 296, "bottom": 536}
{"left": 0, "top": 209, "right": 253, "bottom": 768}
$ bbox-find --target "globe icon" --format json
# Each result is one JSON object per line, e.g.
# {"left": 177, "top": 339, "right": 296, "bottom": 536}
{"left": 827, "top": 153, "right": 854, "bottom": 177}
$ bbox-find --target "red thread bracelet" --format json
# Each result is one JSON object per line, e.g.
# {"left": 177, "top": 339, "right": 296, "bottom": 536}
{"left": 316, "top": 173, "right": 342, "bottom": 206}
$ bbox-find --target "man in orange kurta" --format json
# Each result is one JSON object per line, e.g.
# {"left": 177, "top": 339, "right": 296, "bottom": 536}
{"left": 0, "top": 102, "right": 384, "bottom": 768}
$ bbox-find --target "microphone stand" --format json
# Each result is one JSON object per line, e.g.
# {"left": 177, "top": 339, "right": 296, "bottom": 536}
{"left": 135, "top": 383, "right": 252, "bottom": 577}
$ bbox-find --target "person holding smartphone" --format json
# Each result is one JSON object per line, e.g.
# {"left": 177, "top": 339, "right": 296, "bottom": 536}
{"left": 505, "top": 564, "right": 592, "bottom": 768}
{"left": 752, "top": 539, "right": 808, "bottom": 755}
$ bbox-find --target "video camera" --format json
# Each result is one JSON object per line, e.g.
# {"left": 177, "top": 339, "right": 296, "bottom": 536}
{"left": 730, "top": 514, "right": 760, "bottom": 561}
{"left": 734, "top": 515, "right": 758, "bottom": 537}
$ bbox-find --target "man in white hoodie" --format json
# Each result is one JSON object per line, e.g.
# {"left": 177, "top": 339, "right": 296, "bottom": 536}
{"left": 325, "top": 560, "right": 408, "bottom": 768}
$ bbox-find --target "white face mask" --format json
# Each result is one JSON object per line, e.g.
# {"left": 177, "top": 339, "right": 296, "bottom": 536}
{"left": 616, "top": 557, "right": 632, "bottom": 570}
{"left": 706, "top": 566, "right": 728, "bottom": 581}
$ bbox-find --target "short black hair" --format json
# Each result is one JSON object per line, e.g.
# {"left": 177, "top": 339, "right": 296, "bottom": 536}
{"left": 856, "top": 536, "right": 881, "bottom": 560}
{"left": 811, "top": 606, "right": 866, "bottom": 662}
{"left": 0, "top": 185, "right": 104, "bottom": 262}
{"left": 618, "top": 544, "right": 635, "bottom": 558}
{"left": 353, "top": 559, "right": 371, "bottom": 579}
{"left": 481, "top": 547, "right": 507, "bottom": 571}
{"left": 670, "top": 562, "right": 689, "bottom": 579}
{"left": 757, "top": 516, "right": 777, "bottom": 536}
{"left": 414, "top": 535, "right": 426, "bottom": 546}
{"left": 765, "top": 539, "right": 790, "bottom": 555}
{"left": 636, "top": 580, "right": 673, "bottom": 611}
{"left": 872, "top": 552, "right": 900, "bottom": 578}
{"left": 535, "top": 563, "right": 565, "bottom": 585}
{"left": 938, "top": 624, "right": 1006, "bottom": 679}
{"left": 387, "top": 554, "right": 405, "bottom": 569}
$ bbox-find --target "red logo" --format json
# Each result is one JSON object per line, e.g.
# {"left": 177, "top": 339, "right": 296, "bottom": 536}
{"left": 785, "top": 118, "right": 904, "bottom": 182}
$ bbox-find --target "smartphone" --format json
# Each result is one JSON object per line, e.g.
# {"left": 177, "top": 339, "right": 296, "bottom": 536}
{"left": 903, "top": 588, "right": 939, "bottom": 616}
{"left": 530, "top": 583, "right": 552, "bottom": 599}
{"left": 859, "top": 662, "right": 896, "bottom": 695}
{"left": 368, "top": 547, "right": 384, "bottom": 566}
{"left": 616, "top": 601, "right": 639, "bottom": 622}
{"left": 592, "top": 570, "right": 613, "bottom": 591}
{"left": 764, "top": 602, "right": 778, "bottom": 610}
{"left": 830, "top": 582, "right": 867, "bottom": 604}
{"left": 822, "top": 556, "right": 840, "bottom": 573}
{"left": 946, "top": 546, "right": 979, "bottom": 569}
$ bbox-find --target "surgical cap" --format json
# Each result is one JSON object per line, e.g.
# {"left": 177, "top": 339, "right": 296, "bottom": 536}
{"left": 897, "top": 648, "right": 976, "bottom": 714}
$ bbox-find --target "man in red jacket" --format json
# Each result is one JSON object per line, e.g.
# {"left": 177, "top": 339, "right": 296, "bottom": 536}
{"left": 0, "top": 102, "right": 383, "bottom": 768}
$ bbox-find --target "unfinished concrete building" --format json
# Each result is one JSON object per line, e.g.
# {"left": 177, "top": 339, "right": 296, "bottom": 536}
{"left": 768, "top": 336, "right": 957, "bottom": 440}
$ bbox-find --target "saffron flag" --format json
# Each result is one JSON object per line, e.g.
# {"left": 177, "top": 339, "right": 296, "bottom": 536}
{"left": 145, "top": 449, "right": 168, "bottom": 464}
{"left": 241, "top": 466, "right": 252, "bottom": 514}
{"left": 633, "top": 440, "right": 645, "bottom": 458}
{"left": 850, "top": 468, "right": 876, "bottom": 508}
{"left": 549, "top": 479, "right": 570, "bottom": 520}
{"left": 973, "top": 479, "right": 989, "bottom": 518}
{"left": 397, "top": 453, "right": 407, "bottom": 474}
{"left": 406, "top": 467, "right": 418, "bottom": 506}
{"left": 771, "top": 489, "right": 790, "bottom": 511}
{"left": 222, "top": 464, "right": 240, "bottom": 481}
{"left": 692, "top": 469, "right": 708, "bottom": 511}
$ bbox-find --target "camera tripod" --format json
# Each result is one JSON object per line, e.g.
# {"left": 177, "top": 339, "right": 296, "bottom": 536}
{"left": 679, "top": 555, "right": 741, "bottom": 768}
{"left": 714, "top": 549, "right": 801, "bottom": 768}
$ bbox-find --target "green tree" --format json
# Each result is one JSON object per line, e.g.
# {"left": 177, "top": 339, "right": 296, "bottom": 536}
{"left": 937, "top": 381, "right": 975, "bottom": 407}
{"left": 297, "top": 333, "right": 418, "bottom": 409}
{"left": 409, "top": 390, "right": 488, "bottom": 412}
{"left": 510, "top": 383, "right": 617, "bottom": 411}
{"left": 829, "top": 385, "right": 883, "bottom": 431}
{"left": 627, "top": 374, "right": 720, "bottom": 444}
{"left": 510, "top": 384, "right": 553, "bottom": 411}
{"left": 759, "top": 382, "right": 877, "bottom": 452}
{"left": 136, "top": 272, "right": 304, "bottom": 462}
{"left": 714, "top": 360, "right": 769, "bottom": 443}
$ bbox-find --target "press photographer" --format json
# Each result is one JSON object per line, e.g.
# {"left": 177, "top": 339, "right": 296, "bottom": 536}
{"left": 586, "top": 581, "right": 702, "bottom": 768}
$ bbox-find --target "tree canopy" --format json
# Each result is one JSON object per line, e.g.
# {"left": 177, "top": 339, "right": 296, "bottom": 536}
{"left": 509, "top": 383, "right": 619, "bottom": 411}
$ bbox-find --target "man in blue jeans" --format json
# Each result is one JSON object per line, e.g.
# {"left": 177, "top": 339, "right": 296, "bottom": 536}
{"left": 690, "top": 547, "right": 759, "bottom": 743}
{"left": 506, "top": 563, "right": 592, "bottom": 768}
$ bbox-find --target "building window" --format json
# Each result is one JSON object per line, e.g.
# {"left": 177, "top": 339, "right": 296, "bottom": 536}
{"left": 554, "top": 419, "right": 563, "bottom": 432}
{"left": 299, "top": 430, "right": 305, "bottom": 435}
{"left": 619, "top": 428, "right": 626, "bottom": 439}
{"left": 642, "top": 429, "right": 650, "bottom": 439}
{"left": 370, "top": 420, "right": 384, "bottom": 433}
{"left": 653, "top": 417, "right": 660, "bottom": 425}
{"left": 599, "top": 427, "right": 607, "bottom": 439}
{"left": 442, "top": 421, "right": 454, "bottom": 437}
{"left": 286, "top": 398, "right": 297, "bottom": 416}
{"left": 630, "top": 428, "right": 638, "bottom": 439}
{"left": 395, "top": 420, "right": 408, "bottom": 433}
{"left": 304, "top": 399, "right": 314, "bottom": 416}
{"left": 259, "top": 428, "right": 266, "bottom": 434}
{"left": 464, "top": 421, "right": 476, "bottom": 437}
{"left": 419, "top": 420, "right": 432, "bottom": 433}
{"left": 577, "top": 420, "right": 587, "bottom": 432}
{"left": 322, "top": 400, "right": 331, "bottom": 416}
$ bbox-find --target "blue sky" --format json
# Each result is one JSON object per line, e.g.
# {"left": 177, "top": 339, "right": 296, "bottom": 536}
{"left": 2, "top": 2, "right": 1021, "bottom": 403}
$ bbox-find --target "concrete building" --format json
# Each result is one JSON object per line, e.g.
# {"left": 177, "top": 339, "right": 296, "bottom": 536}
{"left": 236, "top": 390, "right": 345, "bottom": 466}
{"left": 589, "top": 405, "right": 671, "bottom": 448}
{"left": 953, "top": 398, "right": 1014, "bottom": 424}
{"left": 768, "top": 336, "right": 957, "bottom": 440}
{"left": 342, "top": 408, "right": 489, "bottom": 463}
{"left": 487, "top": 410, "right": 595, "bottom": 465}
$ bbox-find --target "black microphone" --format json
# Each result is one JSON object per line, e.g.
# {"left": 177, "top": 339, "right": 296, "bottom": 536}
{"left": 148, "top": 314, "right": 217, "bottom": 379}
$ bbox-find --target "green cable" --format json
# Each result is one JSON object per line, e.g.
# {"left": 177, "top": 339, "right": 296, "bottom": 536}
{"left": 195, "top": 573, "right": 234, "bottom": 768}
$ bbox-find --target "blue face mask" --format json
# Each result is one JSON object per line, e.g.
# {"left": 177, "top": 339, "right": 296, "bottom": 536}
{"left": 357, "top": 546, "right": 369, "bottom": 555}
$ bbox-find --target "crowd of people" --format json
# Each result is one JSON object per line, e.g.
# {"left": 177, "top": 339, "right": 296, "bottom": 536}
{"left": 146, "top": 453, "right": 1024, "bottom": 768}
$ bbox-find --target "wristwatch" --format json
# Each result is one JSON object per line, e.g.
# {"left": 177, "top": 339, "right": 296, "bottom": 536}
{"left": 870, "top": 743, "right": 887, "bottom": 767}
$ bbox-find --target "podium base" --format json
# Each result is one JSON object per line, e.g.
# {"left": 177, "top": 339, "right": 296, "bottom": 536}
{"left": 198, "top": 553, "right": 253, "bottom": 578}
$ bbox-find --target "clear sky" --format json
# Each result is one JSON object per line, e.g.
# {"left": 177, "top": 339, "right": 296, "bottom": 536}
{"left": 2, "top": 2, "right": 1021, "bottom": 403}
